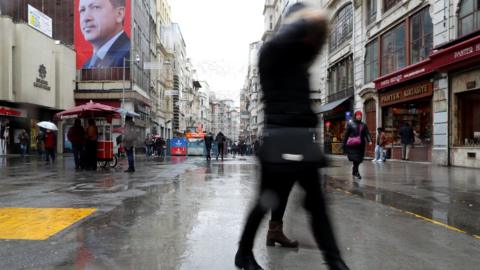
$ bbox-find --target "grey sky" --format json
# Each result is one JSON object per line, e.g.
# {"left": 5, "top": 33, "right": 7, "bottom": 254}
{"left": 169, "top": 0, "right": 264, "bottom": 103}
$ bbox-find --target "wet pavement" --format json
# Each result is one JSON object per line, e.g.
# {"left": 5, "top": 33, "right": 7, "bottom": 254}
{"left": 0, "top": 155, "right": 479, "bottom": 269}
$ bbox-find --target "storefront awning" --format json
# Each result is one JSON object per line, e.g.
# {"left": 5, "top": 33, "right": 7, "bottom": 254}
{"left": 316, "top": 96, "right": 352, "bottom": 114}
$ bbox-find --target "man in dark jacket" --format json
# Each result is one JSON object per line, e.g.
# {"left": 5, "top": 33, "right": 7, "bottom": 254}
{"left": 204, "top": 132, "right": 214, "bottom": 160}
{"left": 235, "top": 4, "right": 350, "bottom": 270}
{"left": 68, "top": 119, "right": 86, "bottom": 169}
{"left": 215, "top": 132, "right": 226, "bottom": 161}
{"left": 399, "top": 122, "right": 414, "bottom": 160}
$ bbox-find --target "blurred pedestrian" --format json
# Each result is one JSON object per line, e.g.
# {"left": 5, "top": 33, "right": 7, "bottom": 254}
{"left": 399, "top": 122, "right": 414, "bottom": 160}
{"left": 144, "top": 134, "right": 154, "bottom": 157}
{"left": 343, "top": 111, "right": 372, "bottom": 179}
{"left": 154, "top": 136, "right": 166, "bottom": 157}
{"left": 123, "top": 116, "right": 136, "bottom": 172}
{"left": 36, "top": 129, "right": 45, "bottom": 157}
{"left": 204, "top": 132, "right": 214, "bottom": 160}
{"left": 372, "top": 127, "right": 387, "bottom": 162}
{"left": 215, "top": 132, "right": 226, "bottom": 161}
{"left": 18, "top": 129, "right": 29, "bottom": 156}
{"left": 68, "top": 118, "right": 86, "bottom": 169}
{"left": 85, "top": 119, "right": 98, "bottom": 170}
{"left": 44, "top": 130, "right": 56, "bottom": 163}
{"left": 235, "top": 4, "right": 350, "bottom": 270}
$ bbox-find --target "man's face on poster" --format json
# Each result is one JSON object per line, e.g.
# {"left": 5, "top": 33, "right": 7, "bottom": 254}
{"left": 79, "top": 0, "right": 125, "bottom": 48}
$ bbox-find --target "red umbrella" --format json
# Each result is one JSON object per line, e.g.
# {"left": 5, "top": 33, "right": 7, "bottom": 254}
{"left": 55, "top": 101, "right": 120, "bottom": 119}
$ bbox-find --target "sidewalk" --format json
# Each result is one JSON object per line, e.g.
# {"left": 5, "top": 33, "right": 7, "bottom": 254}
{"left": 323, "top": 158, "right": 480, "bottom": 238}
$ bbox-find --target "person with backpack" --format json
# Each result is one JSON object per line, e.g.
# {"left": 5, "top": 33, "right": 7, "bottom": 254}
{"left": 67, "top": 119, "right": 86, "bottom": 169}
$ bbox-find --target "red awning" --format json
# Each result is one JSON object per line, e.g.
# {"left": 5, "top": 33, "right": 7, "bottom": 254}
{"left": 429, "top": 33, "right": 480, "bottom": 71}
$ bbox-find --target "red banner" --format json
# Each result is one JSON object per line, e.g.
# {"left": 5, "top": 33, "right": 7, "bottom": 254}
{"left": 74, "top": 0, "right": 131, "bottom": 69}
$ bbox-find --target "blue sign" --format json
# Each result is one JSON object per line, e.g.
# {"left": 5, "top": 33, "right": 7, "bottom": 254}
{"left": 171, "top": 138, "right": 187, "bottom": 148}
{"left": 345, "top": 112, "right": 352, "bottom": 121}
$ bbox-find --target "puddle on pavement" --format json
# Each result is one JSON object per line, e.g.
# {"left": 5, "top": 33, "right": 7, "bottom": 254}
{"left": 324, "top": 175, "right": 480, "bottom": 237}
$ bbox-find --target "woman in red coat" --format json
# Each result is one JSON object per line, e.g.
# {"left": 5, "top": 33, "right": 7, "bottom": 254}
{"left": 44, "top": 130, "right": 56, "bottom": 163}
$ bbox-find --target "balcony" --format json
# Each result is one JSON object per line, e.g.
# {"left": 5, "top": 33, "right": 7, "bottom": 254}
{"left": 327, "top": 87, "right": 354, "bottom": 103}
{"left": 79, "top": 68, "right": 130, "bottom": 81}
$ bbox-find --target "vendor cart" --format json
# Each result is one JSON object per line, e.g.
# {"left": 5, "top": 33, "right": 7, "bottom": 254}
{"left": 55, "top": 101, "right": 121, "bottom": 169}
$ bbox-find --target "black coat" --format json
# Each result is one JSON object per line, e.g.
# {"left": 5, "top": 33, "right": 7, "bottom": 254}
{"left": 399, "top": 125, "right": 414, "bottom": 144}
{"left": 342, "top": 121, "right": 372, "bottom": 163}
{"left": 259, "top": 19, "right": 326, "bottom": 128}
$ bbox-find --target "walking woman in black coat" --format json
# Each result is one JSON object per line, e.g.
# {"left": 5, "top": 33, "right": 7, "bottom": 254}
{"left": 235, "top": 3, "right": 350, "bottom": 270}
{"left": 342, "top": 111, "right": 372, "bottom": 179}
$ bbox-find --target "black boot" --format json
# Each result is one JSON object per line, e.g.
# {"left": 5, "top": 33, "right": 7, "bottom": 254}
{"left": 235, "top": 249, "right": 263, "bottom": 270}
{"left": 327, "top": 258, "right": 351, "bottom": 270}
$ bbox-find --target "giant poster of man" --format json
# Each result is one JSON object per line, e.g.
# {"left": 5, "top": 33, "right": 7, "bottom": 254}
{"left": 74, "top": 0, "right": 131, "bottom": 69}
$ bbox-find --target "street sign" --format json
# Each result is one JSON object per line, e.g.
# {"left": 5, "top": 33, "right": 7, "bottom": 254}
{"left": 165, "top": 90, "right": 179, "bottom": 96}
{"left": 143, "top": 62, "right": 164, "bottom": 70}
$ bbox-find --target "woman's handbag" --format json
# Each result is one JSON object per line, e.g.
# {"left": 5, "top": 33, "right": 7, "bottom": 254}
{"left": 346, "top": 124, "right": 363, "bottom": 147}
{"left": 258, "top": 128, "right": 328, "bottom": 167}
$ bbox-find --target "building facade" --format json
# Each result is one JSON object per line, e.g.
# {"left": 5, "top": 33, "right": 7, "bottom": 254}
{"left": 0, "top": 14, "right": 75, "bottom": 154}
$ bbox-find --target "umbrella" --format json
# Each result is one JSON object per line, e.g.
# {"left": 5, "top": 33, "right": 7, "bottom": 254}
{"left": 37, "top": 121, "right": 58, "bottom": 131}
{"left": 55, "top": 100, "right": 120, "bottom": 119}
{"left": 116, "top": 108, "right": 140, "bottom": 118}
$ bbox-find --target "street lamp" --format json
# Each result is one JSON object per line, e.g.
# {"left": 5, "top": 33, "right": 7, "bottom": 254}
{"left": 122, "top": 54, "right": 141, "bottom": 111}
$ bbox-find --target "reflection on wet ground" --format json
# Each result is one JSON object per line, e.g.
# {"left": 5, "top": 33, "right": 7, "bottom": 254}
{"left": 0, "top": 156, "right": 479, "bottom": 269}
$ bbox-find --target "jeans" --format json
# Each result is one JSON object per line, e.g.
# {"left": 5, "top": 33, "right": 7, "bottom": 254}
{"left": 72, "top": 144, "right": 83, "bottom": 168}
{"left": 374, "top": 145, "right": 385, "bottom": 161}
{"left": 45, "top": 148, "right": 55, "bottom": 162}
{"left": 402, "top": 144, "right": 411, "bottom": 160}
{"left": 20, "top": 144, "right": 27, "bottom": 155}
{"left": 238, "top": 163, "right": 342, "bottom": 262}
{"left": 126, "top": 147, "right": 135, "bottom": 170}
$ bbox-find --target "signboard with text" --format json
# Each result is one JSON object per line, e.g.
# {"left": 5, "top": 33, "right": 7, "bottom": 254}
{"left": 28, "top": 5, "right": 53, "bottom": 38}
{"left": 379, "top": 82, "right": 433, "bottom": 107}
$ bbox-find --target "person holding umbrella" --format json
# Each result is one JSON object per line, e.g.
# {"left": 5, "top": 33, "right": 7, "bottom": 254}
{"left": 44, "top": 129, "right": 56, "bottom": 163}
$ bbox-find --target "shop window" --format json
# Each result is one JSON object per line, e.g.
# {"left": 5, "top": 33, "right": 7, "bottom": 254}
{"left": 365, "top": 40, "right": 379, "bottom": 83}
{"left": 411, "top": 8, "right": 433, "bottom": 64}
{"left": 456, "top": 90, "right": 480, "bottom": 146}
{"left": 327, "top": 56, "right": 354, "bottom": 102}
{"left": 382, "top": 99, "right": 432, "bottom": 146}
{"left": 366, "top": 0, "right": 377, "bottom": 25}
{"left": 384, "top": 0, "right": 401, "bottom": 12}
{"left": 381, "top": 23, "right": 406, "bottom": 75}
{"left": 458, "top": 0, "right": 480, "bottom": 36}
{"left": 329, "top": 4, "right": 353, "bottom": 52}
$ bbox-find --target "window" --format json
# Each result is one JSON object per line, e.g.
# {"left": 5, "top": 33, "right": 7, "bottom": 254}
{"left": 381, "top": 23, "right": 406, "bottom": 75}
{"left": 329, "top": 4, "right": 353, "bottom": 52}
{"left": 327, "top": 56, "right": 354, "bottom": 102}
{"left": 458, "top": 0, "right": 480, "bottom": 36}
{"left": 384, "top": 0, "right": 401, "bottom": 12}
{"left": 411, "top": 8, "right": 433, "bottom": 64}
{"left": 366, "top": 0, "right": 377, "bottom": 25}
{"left": 365, "top": 40, "right": 379, "bottom": 83}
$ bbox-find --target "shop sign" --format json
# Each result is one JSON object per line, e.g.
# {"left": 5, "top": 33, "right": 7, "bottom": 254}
{"left": 379, "top": 82, "right": 433, "bottom": 107}
{"left": 33, "top": 64, "right": 51, "bottom": 90}
{"left": 430, "top": 34, "right": 480, "bottom": 71}
{"left": 375, "top": 60, "right": 433, "bottom": 89}
{"left": 0, "top": 106, "right": 27, "bottom": 117}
